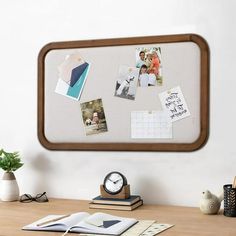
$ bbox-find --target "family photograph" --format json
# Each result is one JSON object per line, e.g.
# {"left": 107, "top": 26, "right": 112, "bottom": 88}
{"left": 136, "top": 47, "right": 163, "bottom": 87}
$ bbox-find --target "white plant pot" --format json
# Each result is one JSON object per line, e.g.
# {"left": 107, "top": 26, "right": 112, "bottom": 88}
{"left": 0, "top": 172, "right": 19, "bottom": 201}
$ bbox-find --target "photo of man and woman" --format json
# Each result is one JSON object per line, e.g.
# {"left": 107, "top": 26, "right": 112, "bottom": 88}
{"left": 136, "top": 47, "right": 163, "bottom": 87}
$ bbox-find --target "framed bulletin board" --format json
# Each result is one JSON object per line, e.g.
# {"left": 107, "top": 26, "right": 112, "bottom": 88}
{"left": 38, "top": 34, "right": 209, "bottom": 151}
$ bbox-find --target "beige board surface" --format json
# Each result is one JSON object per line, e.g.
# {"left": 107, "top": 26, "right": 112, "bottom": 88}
{"left": 44, "top": 42, "right": 200, "bottom": 143}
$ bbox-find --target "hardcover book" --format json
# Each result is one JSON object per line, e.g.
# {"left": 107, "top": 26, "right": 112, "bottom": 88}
{"left": 89, "top": 200, "right": 143, "bottom": 211}
{"left": 92, "top": 195, "right": 141, "bottom": 206}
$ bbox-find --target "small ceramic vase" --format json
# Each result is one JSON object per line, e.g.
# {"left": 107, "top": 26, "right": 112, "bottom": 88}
{"left": 0, "top": 172, "right": 19, "bottom": 201}
{"left": 200, "top": 190, "right": 223, "bottom": 215}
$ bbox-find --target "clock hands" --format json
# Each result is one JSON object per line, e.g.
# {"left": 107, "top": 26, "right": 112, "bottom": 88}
{"left": 114, "top": 178, "right": 122, "bottom": 184}
{"left": 107, "top": 178, "right": 122, "bottom": 184}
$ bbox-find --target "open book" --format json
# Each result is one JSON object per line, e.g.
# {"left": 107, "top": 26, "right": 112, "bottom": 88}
{"left": 22, "top": 212, "right": 137, "bottom": 235}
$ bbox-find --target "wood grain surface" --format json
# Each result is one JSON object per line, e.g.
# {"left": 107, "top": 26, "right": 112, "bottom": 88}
{"left": 0, "top": 198, "right": 234, "bottom": 236}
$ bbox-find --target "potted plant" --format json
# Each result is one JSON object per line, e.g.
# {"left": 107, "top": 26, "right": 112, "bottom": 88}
{"left": 0, "top": 149, "right": 23, "bottom": 201}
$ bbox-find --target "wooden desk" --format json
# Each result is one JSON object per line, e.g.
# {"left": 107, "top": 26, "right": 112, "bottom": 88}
{"left": 0, "top": 199, "right": 235, "bottom": 236}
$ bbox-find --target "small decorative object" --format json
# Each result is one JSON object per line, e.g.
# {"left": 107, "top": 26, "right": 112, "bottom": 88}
{"left": 200, "top": 190, "right": 223, "bottom": 215}
{"left": 100, "top": 171, "right": 130, "bottom": 199}
{"left": 0, "top": 149, "right": 23, "bottom": 201}
{"left": 223, "top": 176, "right": 236, "bottom": 217}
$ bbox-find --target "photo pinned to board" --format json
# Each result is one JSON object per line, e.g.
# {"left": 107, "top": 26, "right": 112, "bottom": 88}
{"left": 136, "top": 47, "right": 163, "bottom": 87}
{"left": 80, "top": 98, "right": 108, "bottom": 136}
{"left": 55, "top": 52, "right": 90, "bottom": 100}
{"left": 114, "top": 65, "right": 139, "bottom": 100}
{"left": 159, "top": 86, "right": 190, "bottom": 122}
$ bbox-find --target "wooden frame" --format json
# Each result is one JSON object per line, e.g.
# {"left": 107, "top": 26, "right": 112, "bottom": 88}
{"left": 38, "top": 34, "right": 209, "bottom": 151}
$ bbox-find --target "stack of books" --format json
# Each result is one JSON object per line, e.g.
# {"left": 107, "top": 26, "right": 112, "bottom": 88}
{"left": 89, "top": 195, "right": 143, "bottom": 211}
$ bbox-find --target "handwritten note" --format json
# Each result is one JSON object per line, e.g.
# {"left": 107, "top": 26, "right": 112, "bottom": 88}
{"left": 159, "top": 86, "right": 190, "bottom": 122}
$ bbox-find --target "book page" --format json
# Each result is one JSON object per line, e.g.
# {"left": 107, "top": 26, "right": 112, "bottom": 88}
{"left": 56, "top": 212, "right": 90, "bottom": 228}
{"left": 71, "top": 213, "right": 137, "bottom": 235}
{"left": 22, "top": 212, "right": 90, "bottom": 231}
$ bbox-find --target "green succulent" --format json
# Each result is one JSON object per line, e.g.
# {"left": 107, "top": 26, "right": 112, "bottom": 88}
{"left": 0, "top": 149, "right": 23, "bottom": 172}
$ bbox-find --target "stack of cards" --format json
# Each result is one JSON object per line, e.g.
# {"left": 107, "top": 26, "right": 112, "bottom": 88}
{"left": 55, "top": 53, "right": 90, "bottom": 100}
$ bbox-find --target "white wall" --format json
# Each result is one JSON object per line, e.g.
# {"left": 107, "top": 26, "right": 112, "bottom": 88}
{"left": 0, "top": 0, "right": 235, "bottom": 207}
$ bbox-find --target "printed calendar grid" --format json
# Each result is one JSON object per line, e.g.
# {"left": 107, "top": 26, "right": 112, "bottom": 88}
{"left": 131, "top": 111, "right": 172, "bottom": 139}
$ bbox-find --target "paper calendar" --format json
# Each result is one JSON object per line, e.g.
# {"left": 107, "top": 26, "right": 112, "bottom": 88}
{"left": 131, "top": 111, "right": 172, "bottom": 139}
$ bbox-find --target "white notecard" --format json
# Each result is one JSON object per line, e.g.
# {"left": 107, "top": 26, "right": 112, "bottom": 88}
{"left": 131, "top": 111, "right": 172, "bottom": 139}
{"left": 122, "top": 220, "right": 155, "bottom": 236}
{"left": 140, "top": 223, "right": 174, "bottom": 236}
{"left": 159, "top": 86, "right": 190, "bottom": 122}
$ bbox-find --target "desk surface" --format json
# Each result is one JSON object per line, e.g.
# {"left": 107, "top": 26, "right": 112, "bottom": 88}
{"left": 0, "top": 198, "right": 235, "bottom": 236}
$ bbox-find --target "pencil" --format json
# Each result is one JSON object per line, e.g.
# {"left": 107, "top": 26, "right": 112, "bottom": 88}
{"left": 37, "top": 214, "right": 71, "bottom": 227}
{"left": 233, "top": 176, "right": 236, "bottom": 188}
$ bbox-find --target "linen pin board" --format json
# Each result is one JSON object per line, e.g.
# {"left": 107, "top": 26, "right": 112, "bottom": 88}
{"left": 38, "top": 34, "right": 209, "bottom": 151}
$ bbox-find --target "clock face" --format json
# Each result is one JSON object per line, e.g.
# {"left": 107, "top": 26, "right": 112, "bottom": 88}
{"left": 104, "top": 172, "right": 127, "bottom": 195}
